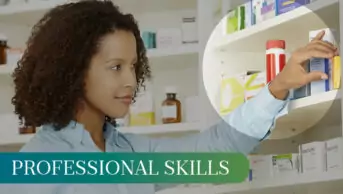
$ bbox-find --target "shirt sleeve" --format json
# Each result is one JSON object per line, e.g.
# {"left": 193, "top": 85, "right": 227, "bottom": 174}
{"left": 123, "top": 85, "right": 289, "bottom": 154}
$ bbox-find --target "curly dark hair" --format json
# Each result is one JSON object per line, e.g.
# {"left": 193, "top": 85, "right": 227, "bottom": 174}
{"left": 11, "top": 0, "right": 151, "bottom": 130}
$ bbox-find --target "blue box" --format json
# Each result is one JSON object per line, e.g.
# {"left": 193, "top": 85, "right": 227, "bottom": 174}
{"left": 276, "top": 0, "right": 310, "bottom": 15}
{"left": 309, "top": 58, "right": 331, "bottom": 95}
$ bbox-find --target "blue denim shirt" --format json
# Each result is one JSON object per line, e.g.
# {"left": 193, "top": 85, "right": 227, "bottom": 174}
{"left": 2, "top": 85, "right": 288, "bottom": 194}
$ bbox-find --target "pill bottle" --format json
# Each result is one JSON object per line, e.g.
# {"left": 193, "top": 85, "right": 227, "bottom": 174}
{"left": 19, "top": 126, "right": 36, "bottom": 134}
{"left": 161, "top": 86, "right": 181, "bottom": 124}
{"left": 0, "top": 34, "right": 7, "bottom": 65}
{"left": 266, "top": 40, "right": 286, "bottom": 83}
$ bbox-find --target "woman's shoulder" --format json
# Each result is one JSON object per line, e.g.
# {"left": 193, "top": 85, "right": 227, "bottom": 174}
{"left": 20, "top": 124, "right": 75, "bottom": 152}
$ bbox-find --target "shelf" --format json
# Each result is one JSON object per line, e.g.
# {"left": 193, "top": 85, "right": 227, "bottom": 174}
{"left": 147, "top": 44, "right": 198, "bottom": 58}
{"left": 118, "top": 122, "right": 202, "bottom": 134}
{"left": 0, "top": 133, "right": 34, "bottom": 146}
{"left": 209, "top": 0, "right": 339, "bottom": 52}
{"left": 0, "top": 65, "right": 15, "bottom": 75}
{"left": 269, "top": 89, "right": 341, "bottom": 139}
{"left": 158, "top": 170, "right": 343, "bottom": 194}
{"left": 0, "top": 112, "right": 202, "bottom": 146}
{"left": 0, "top": 44, "right": 198, "bottom": 77}
{"left": 0, "top": 0, "right": 197, "bottom": 25}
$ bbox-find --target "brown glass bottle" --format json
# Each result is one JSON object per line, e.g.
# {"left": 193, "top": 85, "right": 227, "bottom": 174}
{"left": 19, "top": 126, "right": 36, "bottom": 134}
{"left": 0, "top": 34, "right": 7, "bottom": 65}
{"left": 162, "top": 86, "right": 181, "bottom": 124}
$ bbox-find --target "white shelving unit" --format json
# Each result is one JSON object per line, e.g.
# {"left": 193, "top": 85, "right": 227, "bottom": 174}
{"left": 118, "top": 122, "right": 202, "bottom": 135}
{"left": 159, "top": 170, "right": 343, "bottom": 194}
{"left": 1, "top": 0, "right": 343, "bottom": 194}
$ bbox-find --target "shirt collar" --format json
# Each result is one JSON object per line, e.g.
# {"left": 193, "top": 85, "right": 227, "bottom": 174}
{"left": 41, "top": 120, "right": 130, "bottom": 149}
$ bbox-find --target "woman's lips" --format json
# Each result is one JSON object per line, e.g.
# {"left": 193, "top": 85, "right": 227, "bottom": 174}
{"left": 115, "top": 95, "right": 132, "bottom": 105}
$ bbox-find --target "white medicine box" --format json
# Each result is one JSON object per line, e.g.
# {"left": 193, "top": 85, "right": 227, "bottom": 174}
{"left": 326, "top": 137, "right": 343, "bottom": 172}
{"left": 248, "top": 155, "right": 273, "bottom": 181}
{"left": 299, "top": 141, "right": 326, "bottom": 174}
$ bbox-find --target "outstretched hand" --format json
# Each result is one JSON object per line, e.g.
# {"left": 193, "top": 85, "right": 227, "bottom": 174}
{"left": 269, "top": 30, "right": 339, "bottom": 100}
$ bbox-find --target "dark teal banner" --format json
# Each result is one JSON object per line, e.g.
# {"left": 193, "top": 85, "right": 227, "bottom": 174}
{"left": 0, "top": 153, "right": 249, "bottom": 183}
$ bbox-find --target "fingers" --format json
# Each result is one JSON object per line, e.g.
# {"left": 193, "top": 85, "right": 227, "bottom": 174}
{"left": 305, "top": 40, "right": 338, "bottom": 59}
{"left": 313, "top": 40, "right": 337, "bottom": 52}
{"left": 304, "top": 71, "right": 328, "bottom": 84}
{"left": 311, "top": 30, "right": 325, "bottom": 41}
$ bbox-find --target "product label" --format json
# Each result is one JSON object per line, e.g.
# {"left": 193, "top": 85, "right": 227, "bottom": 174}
{"left": 162, "top": 105, "right": 177, "bottom": 119}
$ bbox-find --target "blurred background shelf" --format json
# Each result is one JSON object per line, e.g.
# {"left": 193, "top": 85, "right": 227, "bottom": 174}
{"left": 118, "top": 122, "right": 202, "bottom": 135}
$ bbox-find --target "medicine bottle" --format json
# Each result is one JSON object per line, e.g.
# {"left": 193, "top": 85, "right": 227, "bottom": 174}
{"left": 266, "top": 40, "right": 286, "bottom": 83}
{"left": 161, "top": 86, "right": 181, "bottom": 124}
{"left": 0, "top": 34, "right": 7, "bottom": 65}
{"left": 19, "top": 126, "right": 36, "bottom": 134}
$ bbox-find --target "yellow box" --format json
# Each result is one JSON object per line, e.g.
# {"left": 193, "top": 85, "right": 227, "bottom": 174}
{"left": 129, "top": 112, "right": 155, "bottom": 126}
{"left": 219, "top": 74, "right": 245, "bottom": 115}
{"left": 332, "top": 56, "right": 341, "bottom": 89}
{"left": 244, "top": 72, "right": 266, "bottom": 100}
{"left": 219, "top": 71, "right": 259, "bottom": 115}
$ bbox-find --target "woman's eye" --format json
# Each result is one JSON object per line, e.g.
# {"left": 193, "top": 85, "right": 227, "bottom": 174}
{"left": 111, "top": 65, "right": 121, "bottom": 71}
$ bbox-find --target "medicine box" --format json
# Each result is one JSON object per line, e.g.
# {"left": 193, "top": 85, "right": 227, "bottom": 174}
{"left": 249, "top": 155, "right": 274, "bottom": 180}
{"left": 219, "top": 71, "right": 259, "bottom": 115}
{"left": 129, "top": 86, "right": 155, "bottom": 126}
{"left": 224, "top": 5, "right": 245, "bottom": 34}
{"left": 299, "top": 141, "right": 326, "bottom": 174}
{"left": 219, "top": 73, "right": 246, "bottom": 115}
{"left": 156, "top": 28, "right": 182, "bottom": 49}
{"left": 332, "top": 56, "right": 341, "bottom": 89}
{"left": 244, "top": 1, "right": 253, "bottom": 28}
{"left": 272, "top": 153, "right": 300, "bottom": 177}
{"left": 326, "top": 137, "right": 343, "bottom": 172}
{"left": 309, "top": 56, "right": 331, "bottom": 95}
{"left": 293, "top": 63, "right": 311, "bottom": 99}
{"left": 244, "top": 71, "right": 266, "bottom": 101}
{"left": 276, "top": 0, "right": 311, "bottom": 15}
{"left": 252, "top": 0, "right": 277, "bottom": 25}
{"left": 309, "top": 28, "right": 338, "bottom": 46}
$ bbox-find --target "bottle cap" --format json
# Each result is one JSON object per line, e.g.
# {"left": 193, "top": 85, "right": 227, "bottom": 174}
{"left": 266, "top": 40, "right": 285, "bottom": 49}
{"left": 165, "top": 86, "right": 177, "bottom": 94}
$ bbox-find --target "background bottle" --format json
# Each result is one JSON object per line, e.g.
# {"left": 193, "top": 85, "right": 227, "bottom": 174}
{"left": 161, "top": 86, "right": 181, "bottom": 124}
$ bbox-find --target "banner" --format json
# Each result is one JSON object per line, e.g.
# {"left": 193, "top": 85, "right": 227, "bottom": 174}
{"left": 0, "top": 152, "right": 249, "bottom": 184}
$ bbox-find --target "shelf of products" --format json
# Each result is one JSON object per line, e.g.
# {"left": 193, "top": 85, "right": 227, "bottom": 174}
{"left": 208, "top": 0, "right": 339, "bottom": 52}
{"left": 270, "top": 89, "right": 341, "bottom": 139}
{"left": 158, "top": 170, "right": 343, "bottom": 194}
{"left": 159, "top": 135, "right": 343, "bottom": 194}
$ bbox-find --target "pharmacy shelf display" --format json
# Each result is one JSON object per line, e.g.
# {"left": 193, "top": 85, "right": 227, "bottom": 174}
{"left": 0, "top": 114, "right": 202, "bottom": 146}
{"left": 156, "top": 0, "right": 343, "bottom": 194}
{"left": 203, "top": 0, "right": 341, "bottom": 140}
{"left": 158, "top": 170, "right": 343, "bottom": 194}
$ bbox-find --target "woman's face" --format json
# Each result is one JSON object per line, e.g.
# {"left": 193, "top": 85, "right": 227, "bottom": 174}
{"left": 84, "top": 30, "right": 137, "bottom": 118}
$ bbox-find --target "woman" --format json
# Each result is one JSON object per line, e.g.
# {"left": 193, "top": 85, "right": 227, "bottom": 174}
{"left": 8, "top": 0, "right": 338, "bottom": 193}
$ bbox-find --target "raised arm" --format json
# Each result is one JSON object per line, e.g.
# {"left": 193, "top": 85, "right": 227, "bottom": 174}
{"left": 122, "top": 29, "right": 338, "bottom": 154}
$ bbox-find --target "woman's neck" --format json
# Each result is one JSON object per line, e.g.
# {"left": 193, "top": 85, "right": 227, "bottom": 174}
{"left": 75, "top": 101, "right": 106, "bottom": 151}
